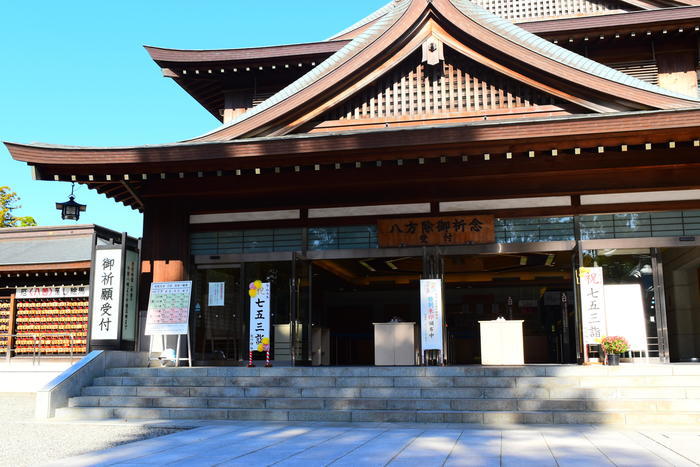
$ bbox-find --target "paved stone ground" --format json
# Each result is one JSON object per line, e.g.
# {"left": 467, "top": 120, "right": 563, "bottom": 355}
{"left": 0, "top": 393, "right": 180, "bottom": 467}
{"left": 47, "top": 421, "right": 700, "bottom": 466}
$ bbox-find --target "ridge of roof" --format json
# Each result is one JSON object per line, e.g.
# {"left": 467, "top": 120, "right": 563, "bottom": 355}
{"left": 188, "top": 0, "right": 411, "bottom": 142}
{"left": 449, "top": 0, "right": 699, "bottom": 101}
{"left": 326, "top": 0, "right": 399, "bottom": 40}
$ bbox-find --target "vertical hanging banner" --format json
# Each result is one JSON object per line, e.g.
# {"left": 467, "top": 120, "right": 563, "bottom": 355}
{"left": 578, "top": 267, "right": 607, "bottom": 346}
{"left": 121, "top": 250, "right": 139, "bottom": 341}
{"left": 249, "top": 281, "right": 271, "bottom": 352}
{"left": 420, "top": 279, "right": 444, "bottom": 351}
{"left": 90, "top": 248, "right": 123, "bottom": 341}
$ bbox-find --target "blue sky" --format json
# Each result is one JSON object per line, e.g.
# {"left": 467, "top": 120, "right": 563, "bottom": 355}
{"left": 1, "top": 0, "right": 387, "bottom": 238}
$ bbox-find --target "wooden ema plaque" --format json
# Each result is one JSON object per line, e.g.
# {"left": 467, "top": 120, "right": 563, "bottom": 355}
{"left": 378, "top": 215, "right": 495, "bottom": 247}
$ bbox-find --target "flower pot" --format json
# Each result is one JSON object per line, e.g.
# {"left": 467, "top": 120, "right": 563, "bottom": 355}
{"left": 606, "top": 354, "right": 620, "bottom": 366}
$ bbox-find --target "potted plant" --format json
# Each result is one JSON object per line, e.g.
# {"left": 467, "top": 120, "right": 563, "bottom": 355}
{"left": 600, "top": 336, "right": 629, "bottom": 366}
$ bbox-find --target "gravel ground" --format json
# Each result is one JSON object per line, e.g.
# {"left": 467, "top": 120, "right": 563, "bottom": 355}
{"left": 0, "top": 393, "right": 182, "bottom": 467}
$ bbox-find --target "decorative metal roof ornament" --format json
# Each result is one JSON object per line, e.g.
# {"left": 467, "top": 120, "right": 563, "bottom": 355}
{"left": 421, "top": 36, "right": 444, "bottom": 66}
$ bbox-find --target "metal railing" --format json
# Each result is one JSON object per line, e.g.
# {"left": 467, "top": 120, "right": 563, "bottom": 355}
{"left": 1, "top": 332, "right": 79, "bottom": 365}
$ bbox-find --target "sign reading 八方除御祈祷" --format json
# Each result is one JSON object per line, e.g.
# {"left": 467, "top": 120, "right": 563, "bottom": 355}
{"left": 377, "top": 215, "right": 495, "bottom": 247}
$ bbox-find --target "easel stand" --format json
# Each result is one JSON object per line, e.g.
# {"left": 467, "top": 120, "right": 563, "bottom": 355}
{"left": 149, "top": 332, "right": 192, "bottom": 367}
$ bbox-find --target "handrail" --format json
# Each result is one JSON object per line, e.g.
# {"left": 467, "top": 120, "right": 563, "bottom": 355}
{"left": 2, "top": 332, "right": 79, "bottom": 365}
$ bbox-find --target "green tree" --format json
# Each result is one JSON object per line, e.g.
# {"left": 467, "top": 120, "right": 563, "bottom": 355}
{"left": 1, "top": 186, "right": 37, "bottom": 227}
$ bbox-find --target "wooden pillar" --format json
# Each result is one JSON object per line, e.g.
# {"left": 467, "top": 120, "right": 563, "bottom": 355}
{"left": 139, "top": 199, "right": 190, "bottom": 310}
{"left": 656, "top": 41, "right": 698, "bottom": 98}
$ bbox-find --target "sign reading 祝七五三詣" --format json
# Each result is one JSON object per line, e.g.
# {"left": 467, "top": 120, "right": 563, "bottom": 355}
{"left": 378, "top": 215, "right": 495, "bottom": 247}
{"left": 578, "top": 267, "right": 607, "bottom": 347}
{"left": 144, "top": 281, "right": 192, "bottom": 336}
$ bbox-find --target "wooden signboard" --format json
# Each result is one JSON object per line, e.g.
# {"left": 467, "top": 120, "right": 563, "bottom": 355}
{"left": 378, "top": 215, "right": 495, "bottom": 247}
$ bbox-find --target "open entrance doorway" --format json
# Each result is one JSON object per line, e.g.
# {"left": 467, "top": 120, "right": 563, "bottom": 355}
{"left": 307, "top": 250, "right": 576, "bottom": 365}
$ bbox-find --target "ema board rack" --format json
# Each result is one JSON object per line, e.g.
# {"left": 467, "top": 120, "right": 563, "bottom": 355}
{"left": 14, "top": 298, "right": 88, "bottom": 354}
{"left": 0, "top": 298, "right": 9, "bottom": 353}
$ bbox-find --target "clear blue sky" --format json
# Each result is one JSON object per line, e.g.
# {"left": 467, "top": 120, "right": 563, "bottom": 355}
{"left": 1, "top": 0, "right": 387, "bottom": 238}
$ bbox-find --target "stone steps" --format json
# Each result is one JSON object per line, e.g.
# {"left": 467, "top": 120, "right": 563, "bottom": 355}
{"left": 54, "top": 406, "right": 700, "bottom": 425}
{"left": 54, "top": 365, "right": 700, "bottom": 425}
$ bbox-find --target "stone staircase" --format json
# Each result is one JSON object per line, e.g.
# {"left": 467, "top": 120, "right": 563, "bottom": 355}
{"left": 55, "top": 365, "right": 700, "bottom": 425}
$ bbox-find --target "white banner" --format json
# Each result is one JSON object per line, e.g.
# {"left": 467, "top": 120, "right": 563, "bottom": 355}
{"left": 208, "top": 282, "right": 225, "bottom": 307}
{"left": 90, "top": 248, "right": 123, "bottom": 340}
{"left": 604, "top": 284, "right": 648, "bottom": 352}
{"left": 16, "top": 285, "right": 89, "bottom": 299}
{"left": 121, "top": 250, "right": 139, "bottom": 341}
{"left": 579, "top": 267, "right": 607, "bottom": 346}
{"left": 420, "top": 279, "right": 443, "bottom": 351}
{"left": 144, "top": 281, "right": 192, "bottom": 336}
{"left": 249, "top": 281, "right": 271, "bottom": 352}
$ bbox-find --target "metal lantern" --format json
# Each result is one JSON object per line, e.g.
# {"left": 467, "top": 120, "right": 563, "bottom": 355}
{"left": 55, "top": 183, "right": 86, "bottom": 221}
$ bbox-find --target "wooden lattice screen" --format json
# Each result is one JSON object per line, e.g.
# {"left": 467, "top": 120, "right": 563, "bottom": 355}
{"left": 323, "top": 49, "right": 566, "bottom": 123}
{"left": 472, "top": 0, "right": 629, "bottom": 22}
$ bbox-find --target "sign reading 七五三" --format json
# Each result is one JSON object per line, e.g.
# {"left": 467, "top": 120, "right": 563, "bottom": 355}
{"left": 90, "top": 248, "right": 123, "bottom": 341}
{"left": 378, "top": 215, "right": 495, "bottom": 247}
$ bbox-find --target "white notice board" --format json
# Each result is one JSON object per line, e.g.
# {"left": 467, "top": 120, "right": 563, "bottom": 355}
{"left": 604, "top": 284, "right": 648, "bottom": 352}
{"left": 145, "top": 281, "right": 192, "bottom": 335}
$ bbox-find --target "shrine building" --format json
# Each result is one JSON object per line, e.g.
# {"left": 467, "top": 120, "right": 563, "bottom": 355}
{"left": 7, "top": 0, "right": 700, "bottom": 367}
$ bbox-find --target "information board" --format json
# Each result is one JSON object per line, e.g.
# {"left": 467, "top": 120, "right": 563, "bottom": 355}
{"left": 144, "top": 281, "right": 192, "bottom": 335}
{"left": 208, "top": 282, "right": 225, "bottom": 307}
{"left": 249, "top": 281, "right": 271, "bottom": 352}
{"left": 420, "top": 279, "right": 444, "bottom": 351}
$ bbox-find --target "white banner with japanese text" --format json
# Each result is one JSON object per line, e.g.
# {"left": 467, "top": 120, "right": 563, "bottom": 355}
{"left": 120, "top": 250, "right": 139, "bottom": 341}
{"left": 16, "top": 285, "right": 89, "bottom": 299}
{"left": 579, "top": 267, "right": 607, "bottom": 346}
{"left": 144, "top": 281, "right": 192, "bottom": 335}
{"left": 90, "top": 248, "right": 123, "bottom": 340}
{"left": 249, "top": 281, "right": 271, "bottom": 352}
{"left": 420, "top": 279, "right": 443, "bottom": 351}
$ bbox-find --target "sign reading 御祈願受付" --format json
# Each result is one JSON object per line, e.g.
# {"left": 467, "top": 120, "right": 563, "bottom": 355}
{"left": 377, "top": 215, "right": 495, "bottom": 247}
{"left": 578, "top": 267, "right": 607, "bottom": 347}
{"left": 249, "top": 281, "right": 271, "bottom": 352}
{"left": 420, "top": 279, "right": 443, "bottom": 351}
{"left": 144, "top": 281, "right": 193, "bottom": 336}
{"left": 90, "top": 248, "right": 123, "bottom": 341}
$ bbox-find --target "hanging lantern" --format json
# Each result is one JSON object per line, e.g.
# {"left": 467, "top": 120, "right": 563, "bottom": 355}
{"left": 55, "top": 183, "right": 86, "bottom": 221}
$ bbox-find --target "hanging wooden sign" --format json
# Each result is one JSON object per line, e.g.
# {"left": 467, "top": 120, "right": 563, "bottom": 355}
{"left": 377, "top": 215, "right": 495, "bottom": 247}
